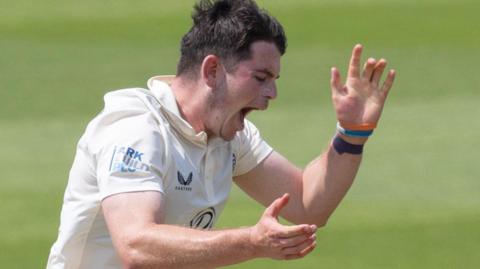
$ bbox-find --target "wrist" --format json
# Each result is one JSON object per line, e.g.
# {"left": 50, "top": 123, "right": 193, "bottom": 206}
{"left": 337, "top": 133, "right": 368, "bottom": 145}
{"left": 332, "top": 134, "right": 365, "bottom": 155}
{"left": 245, "top": 226, "right": 262, "bottom": 259}
{"left": 336, "top": 122, "right": 375, "bottom": 145}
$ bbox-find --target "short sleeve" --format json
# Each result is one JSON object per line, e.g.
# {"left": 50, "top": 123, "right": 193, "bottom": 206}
{"left": 89, "top": 111, "right": 168, "bottom": 200}
{"left": 232, "top": 120, "right": 273, "bottom": 176}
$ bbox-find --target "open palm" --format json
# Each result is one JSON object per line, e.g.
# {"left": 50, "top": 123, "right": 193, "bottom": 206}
{"left": 330, "top": 45, "right": 396, "bottom": 128}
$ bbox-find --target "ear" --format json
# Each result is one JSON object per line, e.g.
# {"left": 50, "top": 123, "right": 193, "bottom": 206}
{"left": 200, "top": 55, "right": 222, "bottom": 89}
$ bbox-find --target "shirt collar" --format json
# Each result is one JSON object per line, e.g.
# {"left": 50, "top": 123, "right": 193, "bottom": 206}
{"left": 147, "top": 75, "right": 210, "bottom": 145}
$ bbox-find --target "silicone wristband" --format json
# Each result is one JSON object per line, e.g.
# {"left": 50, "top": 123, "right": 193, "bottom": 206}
{"left": 332, "top": 135, "right": 364, "bottom": 155}
{"left": 337, "top": 122, "right": 373, "bottom": 137}
{"left": 340, "top": 123, "right": 377, "bottom": 131}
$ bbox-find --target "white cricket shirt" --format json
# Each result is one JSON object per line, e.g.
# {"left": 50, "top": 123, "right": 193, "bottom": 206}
{"left": 47, "top": 76, "right": 273, "bottom": 269}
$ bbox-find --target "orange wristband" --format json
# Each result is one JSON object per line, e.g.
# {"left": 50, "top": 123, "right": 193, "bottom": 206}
{"left": 340, "top": 123, "right": 377, "bottom": 131}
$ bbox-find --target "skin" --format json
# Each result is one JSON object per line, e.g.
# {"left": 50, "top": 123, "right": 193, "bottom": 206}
{"left": 170, "top": 41, "right": 280, "bottom": 141}
{"left": 102, "top": 41, "right": 395, "bottom": 268}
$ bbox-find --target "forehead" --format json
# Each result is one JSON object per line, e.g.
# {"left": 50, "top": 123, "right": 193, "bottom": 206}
{"left": 236, "top": 41, "right": 281, "bottom": 76}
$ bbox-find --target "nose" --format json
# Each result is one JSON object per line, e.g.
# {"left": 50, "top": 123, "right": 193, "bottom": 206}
{"left": 263, "top": 82, "right": 277, "bottom": 100}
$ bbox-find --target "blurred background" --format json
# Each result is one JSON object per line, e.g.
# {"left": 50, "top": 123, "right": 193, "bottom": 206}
{"left": 1, "top": 0, "right": 479, "bottom": 268}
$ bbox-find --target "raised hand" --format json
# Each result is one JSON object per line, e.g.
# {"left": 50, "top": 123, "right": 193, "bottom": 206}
{"left": 249, "top": 193, "right": 317, "bottom": 260}
{"left": 330, "top": 44, "right": 396, "bottom": 130}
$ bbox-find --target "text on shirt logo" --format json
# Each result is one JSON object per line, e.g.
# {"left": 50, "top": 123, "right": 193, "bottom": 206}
{"left": 232, "top": 153, "right": 237, "bottom": 172}
{"left": 175, "top": 171, "right": 193, "bottom": 191}
{"left": 109, "top": 146, "right": 149, "bottom": 173}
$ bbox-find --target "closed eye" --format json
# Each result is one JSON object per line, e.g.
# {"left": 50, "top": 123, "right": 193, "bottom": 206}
{"left": 255, "top": 76, "right": 266, "bottom": 82}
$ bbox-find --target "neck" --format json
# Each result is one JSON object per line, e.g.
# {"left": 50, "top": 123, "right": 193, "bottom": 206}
{"left": 170, "top": 76, "right": 209, "bottom": 135}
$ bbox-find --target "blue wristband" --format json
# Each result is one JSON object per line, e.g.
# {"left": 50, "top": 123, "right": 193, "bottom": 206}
{"left": 332, "top": 135, "right": 364, "bottom": 155}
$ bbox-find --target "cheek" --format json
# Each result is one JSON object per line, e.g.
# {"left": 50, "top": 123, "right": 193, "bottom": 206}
{"left": 226, "top": 76, "right": 261, "bottom": 106}
{"left": 238, "top": 81, "right": 261, "bottom": 101}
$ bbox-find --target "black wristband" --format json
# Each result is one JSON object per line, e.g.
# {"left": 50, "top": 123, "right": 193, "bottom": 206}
{"left": 332, "top": 135, "right": 364, "bottom": 155}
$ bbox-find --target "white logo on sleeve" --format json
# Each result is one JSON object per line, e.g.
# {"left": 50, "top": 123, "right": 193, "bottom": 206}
{"left": 109, "top": 146, "right": 149, "bottom": 173}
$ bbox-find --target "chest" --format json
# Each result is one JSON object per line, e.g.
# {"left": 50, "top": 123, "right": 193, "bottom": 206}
{"left": 161, "top": 133, "right": 236, "bottom": 229}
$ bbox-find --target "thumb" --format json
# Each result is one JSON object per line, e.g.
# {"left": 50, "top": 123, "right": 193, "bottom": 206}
{"left": 265, "top": 193, "right": 290, "bottom": 219}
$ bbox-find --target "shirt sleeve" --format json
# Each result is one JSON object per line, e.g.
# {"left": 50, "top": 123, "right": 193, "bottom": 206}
{"left": 90, "top": 111, "right": 168, "bottom": 200}
{"left": 232, "top": 120, "right": 273, "bottom": 177}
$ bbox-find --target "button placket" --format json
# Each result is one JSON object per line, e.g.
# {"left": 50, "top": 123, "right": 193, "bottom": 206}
{"left": 203, "top": 146, "right": 215, "bottom": 201}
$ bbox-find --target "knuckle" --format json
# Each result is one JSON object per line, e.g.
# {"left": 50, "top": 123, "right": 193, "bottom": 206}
{"left": 271, "top": 242, "right": 281, "bottom": 248}
{"left": 265, "top": 228, "right": 279, "bottom": 238}
{"left": 278, "top": 239, "right": 288, "bottom": 247}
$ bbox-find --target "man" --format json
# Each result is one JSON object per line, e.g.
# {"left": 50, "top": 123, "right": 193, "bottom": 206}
{"left": 47, "top": 0, "right": 395, "bottom": 268}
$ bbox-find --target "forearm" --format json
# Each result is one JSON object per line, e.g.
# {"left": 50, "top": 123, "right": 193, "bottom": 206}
{"left": 301, "top": 135, "right": 364, "bottom": 226}
{"left": 300, "top": 43, "right": 395, "bottom": 225}
{"left": 120, "top": 224, "right": 255, "bottom": 269}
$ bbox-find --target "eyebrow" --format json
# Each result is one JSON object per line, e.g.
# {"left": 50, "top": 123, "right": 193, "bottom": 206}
{"left": 255, "top": 69, "right": 280, "bottom": 79}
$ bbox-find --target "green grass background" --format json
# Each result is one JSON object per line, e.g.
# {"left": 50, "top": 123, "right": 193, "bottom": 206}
{"left": 1, "top": 0, "right": 479, "bottom": 268}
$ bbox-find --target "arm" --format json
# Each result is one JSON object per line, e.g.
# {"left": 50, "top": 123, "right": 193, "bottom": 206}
{"left": 102, "top": 191, "right": 317, "bottom": 269}
{"left": 235, "top": 44, "right": 396, "bottom": 226}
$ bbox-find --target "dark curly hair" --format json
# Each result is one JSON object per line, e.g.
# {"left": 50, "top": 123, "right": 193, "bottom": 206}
{"left": 176, "top": 0, "right": 286, "bottom": 78}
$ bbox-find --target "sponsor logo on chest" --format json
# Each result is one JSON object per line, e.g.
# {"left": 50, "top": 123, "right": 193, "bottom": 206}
{"left": 190, "top": 207, "right": 216, "bottom": 229}
{"left": 175, "top": 171, "right": 193, "bottom": 191}
{"left": 232, "top": 153, "right": 236, "bottom": 172}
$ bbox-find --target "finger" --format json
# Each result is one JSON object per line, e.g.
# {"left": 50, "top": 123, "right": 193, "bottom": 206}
{"left": 347, "top": 44, "right": 363, "bottom": 78}
{"left": 330, "top": 67, "right": 343, "bottom": 94}
{"left": 275, "top": 224, "right": 317, "bottom": 238}
{"left": 281, "top": 235, "right": 316, "bottom": 255}
{"left": 371, "top": 59, "right": 387, "bottom": 85}
{"left": 265, "top": 193, "right": 290, "bottom": 219}
{"left": 362, "top": 58, "right": 377, "bottom": 81}
{"left": 280, "top": 233, "right": 316, "bottom": 249}
{"left": 278, "top": 233, "right": 316, "bottom": 248}
{"left": 381, "top": 69, "right": 396, "bottom": 97}
{"left": 284, "top": 241, "right": 317, "bottom": 260}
